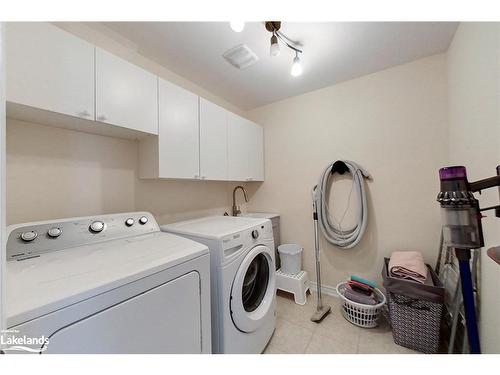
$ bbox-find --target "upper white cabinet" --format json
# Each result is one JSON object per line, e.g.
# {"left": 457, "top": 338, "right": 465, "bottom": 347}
{"left": 140, "top": 79, "right": 200, "bottom": 179}
{"left": 7, "top": 22, "right": 265, "bottom": 182}
{"left": 199, "top": 98, "right": 228, "bottom": 180}
{"left": 228, "top": 114, "right": 265, "bottom": 181}
{"left": 7, "top": 22, "right": 95, "bottom": 120}
{"left": 248, "top": 122, "right": 265, "bottom": 181}
{"left": 95, "top": 48, "right": 158, "bottom": 135}
{"left": 228, "top": 114, "right": 249, "bottom": 181}
{"left": 139, "top": 89, "right": 264, "bottom": 182}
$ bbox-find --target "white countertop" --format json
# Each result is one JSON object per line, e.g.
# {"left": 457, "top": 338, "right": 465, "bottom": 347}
{"left": 161, "top": 215, "right": 270, "bottom": 239}
{"left": 240, "top": 212, "right": 280, "bottom": 220}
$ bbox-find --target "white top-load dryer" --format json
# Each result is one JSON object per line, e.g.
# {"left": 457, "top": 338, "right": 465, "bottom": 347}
{"left": 4, "top": 212, "right": 211, "bottom": 354}
{"left": 161, "top": 216, "right": 276, "bottom": 354}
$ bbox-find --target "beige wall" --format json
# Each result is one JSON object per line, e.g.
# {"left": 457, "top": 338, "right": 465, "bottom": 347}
{"left": 447, "top": 22, "right": 500, "bottom": 353}
{"left": 6, "top": 118, "right": 241, "bottom": 225}
{"left": 6, "top": 119, "right": 137, "bottom": 224}
{"left": 245, "top": 54, "right": 448, "bottom": 288}
{"left": 135, "top": 179, "right": 236, "bottom": 225}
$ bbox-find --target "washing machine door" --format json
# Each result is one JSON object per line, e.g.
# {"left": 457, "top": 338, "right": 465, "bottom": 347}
{"left": 230, "top": 244, "right": 275, "bottom": 333}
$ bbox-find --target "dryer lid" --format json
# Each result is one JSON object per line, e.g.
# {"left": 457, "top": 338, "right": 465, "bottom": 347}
{"left": 6, "top": 232, "right": 208, "bottom": 327}
{"left": 161, "top": 216, "right": 269, "bottom": 239}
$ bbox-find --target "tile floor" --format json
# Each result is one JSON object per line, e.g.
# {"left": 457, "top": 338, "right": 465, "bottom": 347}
{"left": 264, "top": 292, "right": 418, "bottom": 354}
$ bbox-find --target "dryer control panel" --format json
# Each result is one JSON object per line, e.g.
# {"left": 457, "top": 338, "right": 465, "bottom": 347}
{"left": 7, "top": 212, "right": 159, "bottom": 261}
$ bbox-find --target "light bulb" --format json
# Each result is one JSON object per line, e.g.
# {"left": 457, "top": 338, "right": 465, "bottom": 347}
{"left": 230, "top": 21, "right": 245, "bottom": 33}
{"left": 290, "top": 54, "right": 303, "bottom": 77}
{"left": 270, "top": 34, "right": 280, "bottom": 57}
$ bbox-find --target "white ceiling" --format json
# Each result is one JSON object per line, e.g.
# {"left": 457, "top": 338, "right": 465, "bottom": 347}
{"left": 96, "top": 22, "right": 458, "bottom": 110}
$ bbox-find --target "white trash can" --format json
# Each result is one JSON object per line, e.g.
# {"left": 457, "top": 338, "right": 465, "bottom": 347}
{"left": 278, "top": 244, "right": 303, "bottom": 275}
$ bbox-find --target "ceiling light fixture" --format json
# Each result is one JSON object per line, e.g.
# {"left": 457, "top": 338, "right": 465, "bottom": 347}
{"left": 265, "top": 21, "right": 304, "bottom": 77}
{"left": 230, "top": 21, "right": 245, "bottom": 33}
{"left": 290, "top": 51, "right": 303, "bottom": 77}
{"left": 270, "top": 33, "right": 280, "bottom": 57}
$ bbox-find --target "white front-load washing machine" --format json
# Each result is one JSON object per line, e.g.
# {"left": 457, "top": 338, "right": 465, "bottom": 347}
{"left": 5, "top": 212, "right": 211, "bottom": 354}
{"left": 161, "top": 216, "right": 276, "bottom": 354}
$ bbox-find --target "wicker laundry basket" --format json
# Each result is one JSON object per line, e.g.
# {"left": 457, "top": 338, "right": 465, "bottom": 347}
{"left": 382, "top": 258, "right": 445, "bottom": 354}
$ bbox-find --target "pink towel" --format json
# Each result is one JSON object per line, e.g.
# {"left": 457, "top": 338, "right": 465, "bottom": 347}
{"left": 389, "top": 251, "right": 427, "bottom": 284}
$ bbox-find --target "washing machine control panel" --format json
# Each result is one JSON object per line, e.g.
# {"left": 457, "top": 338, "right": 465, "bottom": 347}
{"left": 6, "top": 212, "right": 159, "bottom": 261}
{"left": 221, "top": 220, "right": 274, "bottom": 260}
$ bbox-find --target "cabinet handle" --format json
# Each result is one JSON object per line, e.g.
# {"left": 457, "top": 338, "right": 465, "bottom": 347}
{"left": 194, "top": 174, "right": 199, "bottom": 179}
{"left": 201, "top": 176, "right": 206, "bottom": 180}
{"left": 97, "top": 115, "right": 107, "bottom": 122}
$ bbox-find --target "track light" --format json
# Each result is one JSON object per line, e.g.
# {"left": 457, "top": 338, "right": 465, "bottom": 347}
{"left": 264, "top": 21, "right": 304, "bottom": 76}
{"left": 270, "top": 33, "right": 280, "bottom": 57}
{"left": 290, "top": 52, "right": 303, "bottom": 77}
{"left": 230, "top": 21, "right": 245, "bottom": 33}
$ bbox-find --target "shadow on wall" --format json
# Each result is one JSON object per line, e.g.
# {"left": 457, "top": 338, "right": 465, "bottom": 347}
{"left": 6, "top": 118, "right": 255, "bottom": 226}
{"left": 6, "top": 119, "right": 137, "bottom": 224}
{"left": 134, "top": 178, "right": 252, "bottom": 225}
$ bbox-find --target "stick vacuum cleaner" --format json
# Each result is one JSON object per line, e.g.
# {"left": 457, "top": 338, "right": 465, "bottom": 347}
{"left": 437, "top": 165, "right": 500, "bottom": 354}
{"left": 310, "top": 186, "right": 331, "bottom": 322}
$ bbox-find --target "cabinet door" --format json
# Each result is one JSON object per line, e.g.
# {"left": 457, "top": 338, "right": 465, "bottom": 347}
{"left": 158, "top": 79, "right": 200, "bottom": 179}
{"left": 7, "top": 22, "right": 94, "bottom": 120}
{"left": 199, "top": 98, "right": 228, "bottom": 180}
{"left": 96, "top": 48, "right": 158, "bottom": 134}
{"left": 227, "top": 114, "right": 250, "bottom": 181}
{"left": 228, "top": 116, "right": 265, "bottom": 181}
{"left": 247, "top": 122, "right": 265, "bottom": 181}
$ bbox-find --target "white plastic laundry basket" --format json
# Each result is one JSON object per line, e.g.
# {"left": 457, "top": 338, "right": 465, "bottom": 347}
{"left": 278, "top": 244, "right": 302, "bottom": 275}
{"left": 336, "top": 282, "right": 386, "bottom": 328}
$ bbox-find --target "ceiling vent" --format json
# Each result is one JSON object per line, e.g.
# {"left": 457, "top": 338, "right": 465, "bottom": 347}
{"left": 223, "top": 44, "right": 259, "bottom": 69}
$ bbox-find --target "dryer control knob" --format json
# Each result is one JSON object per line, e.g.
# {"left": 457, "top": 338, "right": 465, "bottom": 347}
{"left": 139, "top": 216, "right": 148, "bottom": 225}
{"left": 89, "top": 221, "right": 105, "bottom": 233}
{"left": 251, "top": 230, "right": 259, "bottom": 239}
{"left": 125, "top": 218, "right": 135, "bottom": 227}
{"left": 20, "top": 230, "right": 38, "bottom": 242}
{"left": 47, "top": 227, "right": 62, "bottom": 238}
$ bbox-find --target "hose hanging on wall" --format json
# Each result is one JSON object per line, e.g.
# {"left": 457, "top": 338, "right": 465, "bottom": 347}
{"left": 311, "top": 160, "right": 371, "bottom": 323}
{"left": 314, "top": 160, "right": 371, "bottom": 249}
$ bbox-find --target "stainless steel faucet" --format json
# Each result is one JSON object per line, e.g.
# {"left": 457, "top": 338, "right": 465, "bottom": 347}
{"left": 232, "top": 186, "right": 248, "bottom": 216}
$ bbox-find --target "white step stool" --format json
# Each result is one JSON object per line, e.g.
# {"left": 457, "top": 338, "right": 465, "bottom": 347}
{"left": 276, "top": 269, "right": 310, "bottom": 305}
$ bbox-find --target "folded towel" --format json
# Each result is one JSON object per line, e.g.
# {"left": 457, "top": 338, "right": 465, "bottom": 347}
{"left": 350, "top": 275, "right": 376, "bottom": 289}
{"left": 347, "top": 280, "right": 373, "bottom": 296}
{"left": 344, "top": 286, "right": 378, "bottom": 305}
{"left": 389, "top": 251, "right": 427, "bottom": 284}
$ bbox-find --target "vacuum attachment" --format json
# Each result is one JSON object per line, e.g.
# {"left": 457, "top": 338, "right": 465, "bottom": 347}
{"left": 311, "top": 305, "right": 331, "bottom": 322}
{"left": 310, "top": 185, "right": 331, "bottom": 323}
{"left": 437, "top": 165, "right": 500, "bottom": 250}
{"left": 437, "top": 166, "right": 484, "bottom": 249}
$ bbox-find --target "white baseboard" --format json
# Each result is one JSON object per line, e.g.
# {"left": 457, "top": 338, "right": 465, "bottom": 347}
{"left": 309, "top": 281, "right": 339, "bottom": 298}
